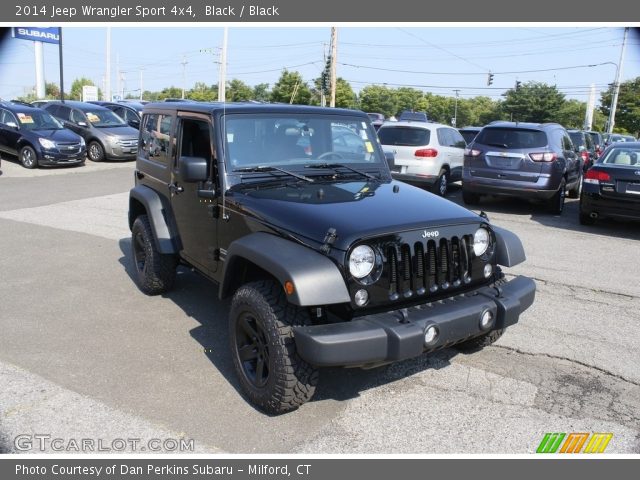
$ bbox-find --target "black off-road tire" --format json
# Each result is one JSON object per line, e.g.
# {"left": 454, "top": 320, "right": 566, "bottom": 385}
{"left": 567, "top": 173, "right": 582, "bottom": 199}
{"left": 87, "top": 141, "right": 105, "bottom": 162}
{"left": 431, "top": 169, "right": 449, "bottom": 197}
{"left": 456, "top": 328, "right": 505, "bottom": 352}
{"left": 462, "top": 189, "right": 481, "bottom": 205}
{"left": 20, "top": 145, "right": 38, "bottom": 169}
{"left": 131, "top": 215, "right": 177, "bottom": 295}
{"left": 547, "top": 178, "right": 566, "bottom": 215}
{"left": 229, "top": 280, "right": 318, "bottom": 414}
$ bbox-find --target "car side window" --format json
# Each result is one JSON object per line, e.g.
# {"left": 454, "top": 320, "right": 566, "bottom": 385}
{"left": 112, "top": 106, "right": 125, "bottom": 119}
{"left": 449, "top": 128, "right": 466, "bottom": 148}
{"left": 140, "top": 114, "right": 173, "bottom": 165}
{"left": 436, "top": 128, "right": 448, "bottom": 146}
{"left": 57, "top": 106, "right": 72, "bottom": 121}
{"left": 70, "top": 110, "right": 86, "bottom": 124}
{"left": 561, "top": 133, "right": 573, "bottom": 152}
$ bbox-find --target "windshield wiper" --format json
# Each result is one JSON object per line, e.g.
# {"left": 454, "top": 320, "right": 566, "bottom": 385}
{"left": 233, "top": 165, "right": 314, "bottom": 183}
{"left": 485, "top": 142, "right": 509, "bottom": 149}
{"left": 304, "top": 162, "right": 376, "bottom": 180}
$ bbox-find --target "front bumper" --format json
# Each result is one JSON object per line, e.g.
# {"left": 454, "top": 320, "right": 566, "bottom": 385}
{"left": 294, "top": 275, "right": 536, "bottom": 367}
{"left": 39, "top": 150, "right": 86, "bottom": 166}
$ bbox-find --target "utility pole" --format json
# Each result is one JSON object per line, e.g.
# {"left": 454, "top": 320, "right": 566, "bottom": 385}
{"left": 329, "top": 27, "right": 337, "bottom": 108}
{"left": 181, "top": 55, "right": 188, "bottom": 99}
{"left": 105, "top": 27, "right": 111, "bottom": 102}
{"left": 452, "top": 89, "right": 460, "bottom": 127}
{"left": 584, "top": 84, "right": 596, "bottom": 130}
{"left": 58, "top": 28, "right": 64, "bottom": 102}
{"left": 139, "top": 68, "right": 144, "bottom": 101}
{"left": 607, "top": 27, "right": 629, "bottom": 134}
{"left": 321, "top": 43, "right": 327, "bottom": 107}
{"left": 116, "top": 52, "right": 120, "bottom": 101}
{"left": 218, "top": 27, "right": 228, "bottom": 102}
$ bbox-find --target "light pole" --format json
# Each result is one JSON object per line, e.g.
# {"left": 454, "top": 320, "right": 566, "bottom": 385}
{"left": 607, "top": 27, "right": 629, "bottom": 134}
{"left": 452, "top": 89, "right": 460, "bottom": 127}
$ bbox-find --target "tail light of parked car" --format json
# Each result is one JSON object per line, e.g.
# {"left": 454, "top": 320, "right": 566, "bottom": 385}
{"left": 415, "top": 148, "right": 438, "bottom": 158}
{"left": 529, "top": 152, "right": 557, "bottom": 162}
{"left": 584, "top": 169, "right": 611, "bottom": 185}
{"left": 580, "top": 151, "right": 590, "bottom": 164}
{"left": 464, "top": 148, "right": 481, "bottom": 157}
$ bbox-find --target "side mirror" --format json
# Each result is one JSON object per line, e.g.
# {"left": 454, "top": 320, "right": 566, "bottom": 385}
{"left": 179, "top": 156, "right": 208, "bottom": 182}
{"left": 383, "top": 150, "right": 395, "bottom": 171}
{"left": 77, "top": 121, "right": 87, "bottom": 127}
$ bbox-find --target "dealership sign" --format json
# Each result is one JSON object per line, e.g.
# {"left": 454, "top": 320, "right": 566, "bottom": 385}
{"left": 13, "top": 27, "right": 60, "bottom": 44}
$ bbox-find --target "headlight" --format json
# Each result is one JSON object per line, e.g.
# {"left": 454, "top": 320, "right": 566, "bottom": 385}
{"left": 473, "top": 227, "right": 490, "bottom": 257}
{"left": 38, "top": 138, "right": 56, "bottom": 149}
{"left": 349, "top": 245, "right": 375, "bottom": 279}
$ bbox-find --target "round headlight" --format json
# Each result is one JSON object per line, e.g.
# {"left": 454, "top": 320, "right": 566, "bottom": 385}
{"left": 349, "top": 245, "right": 375, "bottom": 279}
{"left": 473, "top": 227, "right": 490, "bottom": 257}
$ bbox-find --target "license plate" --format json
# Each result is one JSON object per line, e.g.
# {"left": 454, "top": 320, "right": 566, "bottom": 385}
{"left": 625, "top": 183, "right": 640, "bottom": 195}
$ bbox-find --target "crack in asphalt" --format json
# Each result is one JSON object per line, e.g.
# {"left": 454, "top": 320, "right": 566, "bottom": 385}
{"left": 491, "top": 344, "right": 640, "bottom": 388}
{"left": 505, "top": 273, "right": 639, "bottom": 301}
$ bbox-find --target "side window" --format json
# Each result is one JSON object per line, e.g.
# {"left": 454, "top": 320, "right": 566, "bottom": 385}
{"left": 448, "top": 128, "right": 466, "bottom": 148}
{"left": 0, "top": 109, "right": 9, "bottom": 125}
{"left": 562, "top": 133, "right": 573, "bottom": 152}
{"left": 2, "top": 110, "right": 19, "bottom": 126}
{"left": 58, "top": 106, "right": 72, "bottom": 121}
{"left": 112, "top": 106, "right": 125, "bottom": 119}
{"left": 436, "top": 128, "right": 448, "bottom": 146}
{"left": 70, "top": 110, "right": 86, "bottom": 124}
{"left": 43, "top": 104, "right": 59, "bottom": 117}
{"left": 140, "top": 114, "right": 173, "bottom": 165}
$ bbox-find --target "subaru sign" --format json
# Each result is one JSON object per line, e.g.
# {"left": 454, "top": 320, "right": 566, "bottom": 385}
{"left": 13, "top": 27, "right": 60, "bottom": 45}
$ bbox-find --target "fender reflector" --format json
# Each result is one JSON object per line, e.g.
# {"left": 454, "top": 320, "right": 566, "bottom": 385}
{"left": 284, "top": 281, "right": 295, "bottom": 295}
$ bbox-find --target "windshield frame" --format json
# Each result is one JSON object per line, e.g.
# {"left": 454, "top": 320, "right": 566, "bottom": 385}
{"left": 220, "top": 112, "right": 387, "bottom": 190}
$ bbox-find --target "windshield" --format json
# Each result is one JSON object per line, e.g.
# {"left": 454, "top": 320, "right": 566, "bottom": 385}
{"left": 16, "top": 111, "right": 63, "bottom": 131}
{"left": 599, "top": 147, "right": 640, "bottom": 168}
{"left": 84, "top": 109, "right": 127, "bottom": 128}
{"left": 223, "top": 114, "right": 384, "bottom": 172}
{"left": 568, "top": 132, "right": 585, "bottom": 148}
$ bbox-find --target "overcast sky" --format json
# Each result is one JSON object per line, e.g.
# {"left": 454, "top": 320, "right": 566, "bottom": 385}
{"left": 1, "top": 26, "right": 639, "bottom": 102}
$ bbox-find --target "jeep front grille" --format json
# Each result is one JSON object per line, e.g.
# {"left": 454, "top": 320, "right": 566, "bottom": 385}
{"left": 387, "top": 236, "right": 473, "bottom": 300}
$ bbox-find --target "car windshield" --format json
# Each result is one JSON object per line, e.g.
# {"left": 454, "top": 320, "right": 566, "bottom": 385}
{"left": 223, "top": 114, "right": 384, "bottom": 172}
{"left": 16, "top": 111, "right": 63, "bottom": 130}
{"left": 378, "top": 126, "right": 430, "bottom": 146}
{"left": 475, "top": 127, "right": 547, "bottom": 149}
{"left": 83, "top": 109, "right": 127, "bottom": 127}
{"left": 568, "top": 133, "right": 585, "bottom": 148}
{"left": 599, "top": 147, "right": 640, "bottom": 168}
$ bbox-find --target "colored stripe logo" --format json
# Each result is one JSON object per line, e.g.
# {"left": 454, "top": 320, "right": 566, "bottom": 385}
{"left": 537, "top": 433, "right": 612, "bottom": 453}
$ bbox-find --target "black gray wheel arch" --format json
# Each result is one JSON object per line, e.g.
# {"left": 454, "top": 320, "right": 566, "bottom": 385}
{"left": 492, "top": 225, "right": 526, "bottom": 267}
{"left": 128, "top": 185, "right": 181, "bottom": 254}
{"left": 220, "top": 232, "right": 351, "bottom": 307}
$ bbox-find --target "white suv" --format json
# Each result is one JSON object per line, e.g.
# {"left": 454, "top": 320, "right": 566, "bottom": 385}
{"left": 378, "top": 121, "right": 466, "bottom": 196}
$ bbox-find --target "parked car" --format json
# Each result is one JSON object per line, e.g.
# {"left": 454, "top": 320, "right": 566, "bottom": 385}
{"left": 378, "top": 121, "right": 466, "bottom": 196}
{"left": 567, "top": 129, "right": 597, "bottom": 172}
{"left": 604, "top": 133, "right": 637, "bottom": 147}
{"left": 585, "top": 130, "right": 605, "bottom": 157}
{"left": 459, "top": 126, "right": 482, "bottom": 144}
{"left": 43, "top": 100, "right": 138, "bottom": 162}
{"left": 30, "top": 100, "right": 51, "bottom": 108}
{"left": 462, "top": 122, "right": 582, "bottom": 214}
{"left": 89, "top": 101, "right": 144, "bottom": 129}
{"left": 398, "top": 110, "right": 429, "bottom": 122}
{"left": 367, "top": 112, "right": 385, "bottom": 131}
{"left": 579, "top": 142, "right": 640, "bottom": 225}
{"left": 0, "top": 101, "right": 85, "bottom": 168}
{"left": 128, "top": 102, "right": 535, "bottom": 413}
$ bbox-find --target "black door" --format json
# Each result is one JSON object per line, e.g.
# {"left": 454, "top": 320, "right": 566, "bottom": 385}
{"left": 170, "top": 115, "right": 219, "bottom": 275}
{"left": 0, "top": 109, "right": 22, "bottom": 155}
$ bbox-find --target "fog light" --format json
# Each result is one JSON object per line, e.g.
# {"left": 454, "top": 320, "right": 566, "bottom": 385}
{"left": 480, "top": 310, "right": 494, "bottom": 330}
{"left": 483, "top": 264, "right": 493, "bottom": 278}
{"left": 354, "top": 289, "right": 369, "bottom": 307}
{"left": 424, "top": 325, "right": 439, "bottom": 346}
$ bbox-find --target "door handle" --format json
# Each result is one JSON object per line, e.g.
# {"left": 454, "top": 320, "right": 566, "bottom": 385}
{"left": 168, "top": 183, "right": 184, "bottom": 194}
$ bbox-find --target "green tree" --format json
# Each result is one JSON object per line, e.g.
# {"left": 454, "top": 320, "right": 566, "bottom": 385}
{"left": 358, "top": 85, "right": 398, "bottom": 118}
{"left": 599, "top": 77, "right": 640, "bottom": 135}
{"left": 157, "top": 86, "right": 186, "bottom": 100}
{"left": 395, "top": 88, "right": 425, "bottom": 115}
{"left": 186, "top": 83, "right": 217, "bottom": 101}
{"left": 501, "top": 81, "right": 566, "bottom": 123}
{"left": 45, "top": 82, "right": 60, "bottom": 99}
{"left": 252, "top": 83, "right": 270, "bottom": 102}
{"left": 69, "top": 78, "right": 102, "bottom": 101}
{"left": 555, "top": 99, "right": 586, "bottom": 129}
{"left": 226, "top": 79, "right": 253, "bottom": 102}
{"left": 311, "top": 77, "right": 356, "bottom": 108}
{"left": 270, "top": 70, "right": 311, "bottom": 104}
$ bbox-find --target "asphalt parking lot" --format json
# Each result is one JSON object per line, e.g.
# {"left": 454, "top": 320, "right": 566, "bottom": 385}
{"left": 0, "top": 156, "right": 639, "bottom": 454}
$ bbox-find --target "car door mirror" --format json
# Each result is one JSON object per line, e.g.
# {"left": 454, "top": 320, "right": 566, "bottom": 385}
{"left": 77, "top": 121, "right": 87, "bottom": 127}
{"left": 179, "top": 155, "right": 209, "bottom": 182}
{"left": 129, "top": 119, "right": 140, "bottom": 129}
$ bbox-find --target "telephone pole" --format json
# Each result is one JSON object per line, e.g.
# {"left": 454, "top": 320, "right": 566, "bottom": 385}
{"left": 181, "top": 55, "right": 188, "bottom": 99}
{"left": 607, "top": 27, "right": 629, "bottom": 134}
{"left": 218, "top": 27, "right": 228, "bottom": 102}
{"left": 453, "top": 89, "right": 460, "bottom": 127}
{"left": 105, "top": 27, "right": 111, "bottom": 101}
{"left": 329, "top": 27, "right": 337, "bottom": 108}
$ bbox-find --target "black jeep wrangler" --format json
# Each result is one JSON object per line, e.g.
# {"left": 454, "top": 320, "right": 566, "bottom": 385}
{"left": 128, "top": 103, "right": 536, "bottom": 414}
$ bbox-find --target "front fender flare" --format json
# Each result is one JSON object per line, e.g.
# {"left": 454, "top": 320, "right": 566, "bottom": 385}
{"left": 493, "top": 226, "right": 526, "bottom": 267}
{"left": 221, "top": 232, "right": 351, "bottom": 307}
{"left": 129, "top": 185, "right": 179, "bottom": 254}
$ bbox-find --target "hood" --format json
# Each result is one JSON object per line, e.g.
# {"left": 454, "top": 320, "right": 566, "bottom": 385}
{"left": 233, "top": 180, "right": 481, "bottom": 250}
{"left": 94, "top": 125, "right": 138, "bottom": 138}
{"left": 33, "top": 128, "right": 82, "bottom": 143}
